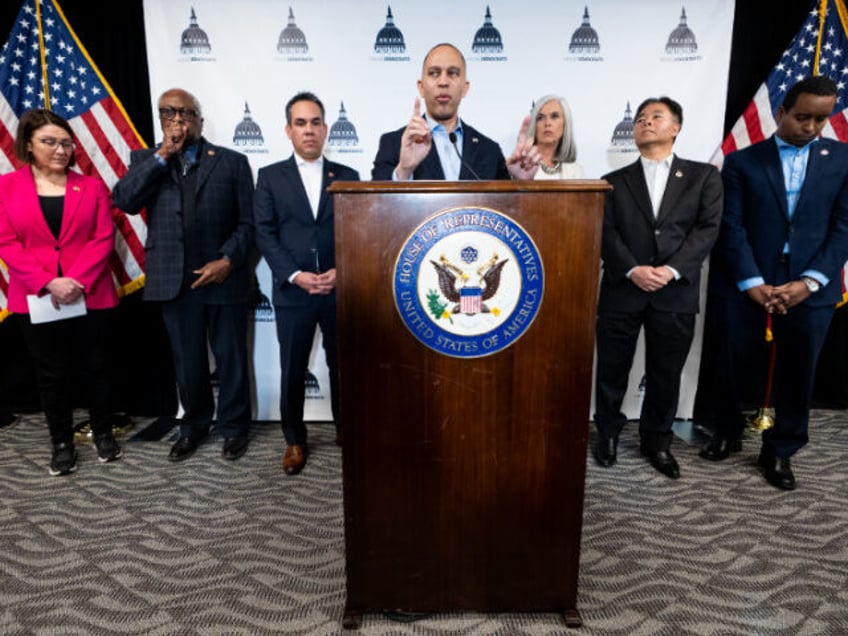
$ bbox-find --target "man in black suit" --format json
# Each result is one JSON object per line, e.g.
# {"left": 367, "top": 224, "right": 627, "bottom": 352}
{"left": 254, "top": 92, "right": 359, "bottom": 476}
{"left": 701, "top": 76, "right": 848, "bottom": 490}
{"left": 113, "top": 88, "right": 254, "bottom": 462}
{"left": 372, "top": 42, "right": 535, "bottom": 181}
{"left": 594, "top": 96, "right": 723, "bottom": 479}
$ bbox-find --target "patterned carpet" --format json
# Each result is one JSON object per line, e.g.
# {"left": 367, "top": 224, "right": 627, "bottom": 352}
{"left": 1, "top": 411, "right": 847, "bottom": 635}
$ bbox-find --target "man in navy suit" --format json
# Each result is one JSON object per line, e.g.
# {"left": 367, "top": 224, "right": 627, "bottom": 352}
{"left": 594, "top": 96, "right": 723, "bottom": 479}
{"left": 372, "top": 43, "right": 535, "bottom": 181}
{"left": 113, "top": 88, "right": 254, "bottom": 462}
{"left": 701, "top": 76, "right": 848, "bottom": 490}
{"left": 254, "top": 92, "right": 359, "bottom": 476}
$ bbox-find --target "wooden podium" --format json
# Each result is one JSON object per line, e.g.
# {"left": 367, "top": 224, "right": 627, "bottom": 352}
{"left": 330, "top": 180, "right": 609, "bottom": 629}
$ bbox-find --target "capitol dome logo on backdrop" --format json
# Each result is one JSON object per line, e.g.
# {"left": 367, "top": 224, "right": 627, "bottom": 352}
{"left": 232, "top": 102, "right": 269, "bottom": 154}
{"left": 394, "top": 208, "right": 544, "bottom": 358}
{"left": 468, "top": 6, "right": 507, "bottom": 62}
{"left": 372, "top": 6, "right": 410, "bottom": 62}
{"left": 252, "top": 291, "right": 275, "bottom": 323}
{"left": 606, "top": 101, "right": 638, "bottom": 170}
{"left": 305, "top": 369, "right": 324, "bottom": 399}
{"left": 564, "top": 6, "right": 603, "bottom": 62}
{"left": 179, "top": 8, "right": 215, "bottom": 62}
{"left": 661, "top": 7, "right": 702, "bottom": 62}
{"left": 327, "top": 102, "right": 362, "bottom": 155}
{"left": 277, "top": 7, "right": 313, "bottom": 62}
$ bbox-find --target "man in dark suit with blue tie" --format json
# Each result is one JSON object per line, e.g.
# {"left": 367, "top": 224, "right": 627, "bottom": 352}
{"left": 593, "top": 96, "right": 723, "bottom": 479}
{"left": 113, "top": 88, "right": 254, "bottom": 462}
{"left": 701, "top": 76, "right": 848, "bottom": 490}
{"left": 372, "top": 43, "right": 533, "bottom": 181}
{"left": 254, "top": 92, "right": 359, "bottom": 476}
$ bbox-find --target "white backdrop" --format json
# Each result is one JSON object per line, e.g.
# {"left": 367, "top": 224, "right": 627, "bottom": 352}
{"left": 142, "top": 0, "right": 734, "bottom": 420}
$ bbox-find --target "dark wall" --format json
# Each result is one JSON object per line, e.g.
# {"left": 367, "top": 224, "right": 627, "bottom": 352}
{"left": 1, "top": 0, "right": 844, "bottom": 414}
{"left": 0, "top": 1, "right": 154, "bottom": 144}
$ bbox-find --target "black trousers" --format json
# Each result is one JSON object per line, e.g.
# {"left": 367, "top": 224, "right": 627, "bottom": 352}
{"left": 17, "top": 308, "right": 114, "bottom": 445}
{"left": 160, "top": 294, "right": 251, "bottom": 440}
{"left": 710, "top": 293, "right": 835, "bottom": 458}
{"left": 594, "top": 306, "right": 695, "bottom": 451}
{"left": 274, "top": 294, "right": 339, "bottom": 446}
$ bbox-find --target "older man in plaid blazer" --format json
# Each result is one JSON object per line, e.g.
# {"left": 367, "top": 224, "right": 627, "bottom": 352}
{"left": 113, "top": 88, "right": 254, "bottom": 462}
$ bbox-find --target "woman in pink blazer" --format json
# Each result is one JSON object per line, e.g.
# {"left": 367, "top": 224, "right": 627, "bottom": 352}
{"left": 0, "top": 109, "right": 121, "bottom": 475}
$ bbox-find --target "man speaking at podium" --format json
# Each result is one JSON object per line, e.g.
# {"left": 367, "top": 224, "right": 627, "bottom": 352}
{"left": 372, "top": 42, "right": 535, "bottom": 181}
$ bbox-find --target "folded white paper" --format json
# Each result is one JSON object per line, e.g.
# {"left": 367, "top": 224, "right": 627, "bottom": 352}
{"left": 26, "top": 294, "right": 87, "bottom": 324}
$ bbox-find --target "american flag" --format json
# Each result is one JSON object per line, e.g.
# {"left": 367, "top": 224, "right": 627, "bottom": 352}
{"left": 718, "top": 0, "right": 848, "bottom": 304}
{"left": 0, "top": 0, "right": 147, "bottom": 322}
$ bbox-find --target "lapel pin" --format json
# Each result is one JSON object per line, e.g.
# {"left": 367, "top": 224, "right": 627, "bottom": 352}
{"left": 472, "top": 137, "right": 479, "bottom": 143}
{"left": 72, "top": 185, "right": 80, "bottom": 192}
{"left": 821, "top": 149, "right": 829, "bottom": 156}
{"left": 328, "top": 172, "right": 335, "bottom": 178}
{"left": 675, "top": 170, "right": 683, "bottom": 178}
{"left": 207, "top": 149, "right": 215, "bottom": 156}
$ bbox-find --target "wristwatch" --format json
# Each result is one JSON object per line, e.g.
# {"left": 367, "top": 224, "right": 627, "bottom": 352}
{"left": 802, "top": 277, "right": 821, "bottom": 293}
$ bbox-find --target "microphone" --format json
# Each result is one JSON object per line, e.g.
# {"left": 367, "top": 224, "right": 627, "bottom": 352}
{"left": 448, "top": 132, "right": 481, "bottom": 180}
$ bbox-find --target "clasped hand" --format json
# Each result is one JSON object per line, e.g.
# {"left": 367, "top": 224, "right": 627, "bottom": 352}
{"left": 747, "top": 281, "right": 810, "bottom": 315}
{"left": 294, "top": 269, "right": 336, "bottom": 295}
{"left": 630, "top": 265, "right": 674, "bottom": 292}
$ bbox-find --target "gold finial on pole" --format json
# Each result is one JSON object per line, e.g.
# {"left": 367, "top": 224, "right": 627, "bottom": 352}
{"left": 747, "top": 318, "right": 777, "bottom": 433}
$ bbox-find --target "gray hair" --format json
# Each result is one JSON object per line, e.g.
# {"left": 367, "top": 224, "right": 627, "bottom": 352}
{"left": 526, "top": 95, "right": 577, "bottom": 163}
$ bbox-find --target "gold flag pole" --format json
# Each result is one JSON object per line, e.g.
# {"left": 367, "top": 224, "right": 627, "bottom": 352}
{"left": 748, "top": 315, "right": 775, "bottom": 432}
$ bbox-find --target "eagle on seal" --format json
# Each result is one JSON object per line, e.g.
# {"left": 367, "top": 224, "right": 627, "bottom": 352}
{"left": 430, "top": 254, "right": 508, "bottom": 315}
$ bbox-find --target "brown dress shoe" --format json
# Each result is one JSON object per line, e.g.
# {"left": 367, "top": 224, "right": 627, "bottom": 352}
{"left": 282, "top": 444, "right": 307, "bottom": 475}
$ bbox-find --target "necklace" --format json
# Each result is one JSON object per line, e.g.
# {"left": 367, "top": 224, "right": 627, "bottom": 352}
{"left": 539, "top": 161, "right": 561, "bottom": 175}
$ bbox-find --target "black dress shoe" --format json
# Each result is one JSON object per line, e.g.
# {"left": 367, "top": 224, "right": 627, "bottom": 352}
{"left": 644, "top": 449, "right": 681, "bottom": 479}
{"left": 168, "top": 436, "right": 199, "bottom": 462}
{"left": 699, "top": 437, "right": 742, "bottom": 462}
{"left": 757, "top": 451, "right": 796, "bottom": 490}
{"left": 593, "top": 435, "right": 618, "bottom": 468}
{"left": 222, "top": 437, "right": 249, "bottom": 460}
{"left": 0, "top": 411, "right": 17, "bottom": 428}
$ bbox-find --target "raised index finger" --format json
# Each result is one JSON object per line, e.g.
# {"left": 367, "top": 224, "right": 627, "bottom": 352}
{"left": 517, "top": 115, "right": 531, "bottom": 143}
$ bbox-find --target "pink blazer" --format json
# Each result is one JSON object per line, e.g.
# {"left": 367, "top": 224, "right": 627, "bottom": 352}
{"left": 0, "top": 166, "right": 118, "bottom": 313}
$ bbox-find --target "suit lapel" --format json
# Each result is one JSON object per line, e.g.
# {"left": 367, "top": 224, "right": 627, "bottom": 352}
{"left": 194, "top": 141, "right": 220, "bottom": 194}
{"left": 316, "top": 161, "right": 335, "bottom": 222}
{"left": 17, "top": 168, "right": 61, "bottom": 242}
{"left": 419, "top": 145, "right": 445, "bottom": 179}
{"left": 794, "top": 140, "right": 829, "bottom": 216}
{"left": 758, "top": 139, "right": 790, "bottom": 220}
{"left": 460, "top": 121, "right": 478, "bottom": 180}
{"left": 656, "top": 156, "right": 685, "bottom": 223}
{"left": 59, "top": 173, "right": 85, "bottom": 242}
{"left": 282, "top": 156, "right": 316, "bottom": 221}
{"left": 622, "top": 159, "right": 655, "bottom": 226}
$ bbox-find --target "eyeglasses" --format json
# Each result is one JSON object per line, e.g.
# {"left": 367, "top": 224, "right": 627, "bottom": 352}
{"left": 38, "top": 137, "right": 75, "bottom": 151}
{"left": 158, "top": 107, "right": 200, "bottom": 121}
